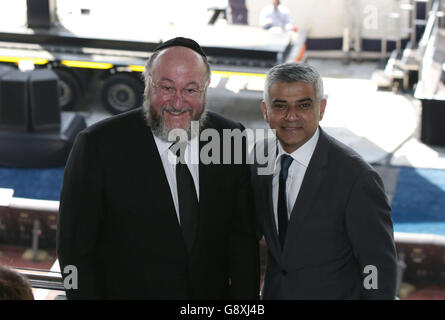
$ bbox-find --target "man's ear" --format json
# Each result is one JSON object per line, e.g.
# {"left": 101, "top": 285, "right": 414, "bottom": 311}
{"left": 319, "top": 99, "right": 327, "bottom": 121}
{"left": 261, "top": 101, "right": 269, "bottom": 122}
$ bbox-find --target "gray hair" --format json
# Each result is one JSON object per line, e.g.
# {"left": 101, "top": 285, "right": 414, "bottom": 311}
{"left": 142, "top": 48, "right": 212, "bottom": 88}
{"left": 263, "top": 62, "right": 324, "bottom": 105}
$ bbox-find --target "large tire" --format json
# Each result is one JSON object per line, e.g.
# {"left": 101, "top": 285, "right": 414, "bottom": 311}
{"left": 54, "top": 68, "right": 82, "bottom": 110}
{"left": 101, "top": 73, "right": 144, "bottom": 115}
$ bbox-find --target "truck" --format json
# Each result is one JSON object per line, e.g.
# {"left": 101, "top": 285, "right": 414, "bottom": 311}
{"left": 0, "top": 0, "right": 307, "bottom": 115}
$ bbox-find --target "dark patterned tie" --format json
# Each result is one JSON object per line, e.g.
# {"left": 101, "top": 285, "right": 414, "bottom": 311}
{"left": 278, "top": 154, "right": 293, "bottom": 250}
{"left": 172, "top": 142, "right": 198, "bottom": 254}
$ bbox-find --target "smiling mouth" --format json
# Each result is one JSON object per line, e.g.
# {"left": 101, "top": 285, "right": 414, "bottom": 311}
{"left": 163, "top": 107, "right": 191, "bottom": 116}
{"left": 166, "top": 110, "right": 188, "bottom": 116}
{"left": 282, "top": 126, "right": 302, "bottom": 130}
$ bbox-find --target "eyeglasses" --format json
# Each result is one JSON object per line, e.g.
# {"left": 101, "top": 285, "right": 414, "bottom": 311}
{"left": 150, "top": 79, "right": 205, "bottom": 100}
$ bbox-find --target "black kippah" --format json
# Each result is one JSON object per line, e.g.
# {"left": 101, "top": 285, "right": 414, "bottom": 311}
{"left": 154, "top": 37, "right": 206, "bottom": 57}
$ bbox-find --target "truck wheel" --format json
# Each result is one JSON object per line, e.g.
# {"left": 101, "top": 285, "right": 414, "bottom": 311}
{"left": 54, "top": 69, "right": 82, "bottom": 110}
{"left": 101, "top": 74, "right": 144, "bottom": 115}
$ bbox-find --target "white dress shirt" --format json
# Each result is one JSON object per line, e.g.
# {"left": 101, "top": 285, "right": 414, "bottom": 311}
{"left": 272, "top": 128, "right": 320, "bottom": 232}
{"left": 152, "top": 133, "right": 200, "bottom": 224}
{"left": 259, "top": 4, "right": 294, "bottom": 30}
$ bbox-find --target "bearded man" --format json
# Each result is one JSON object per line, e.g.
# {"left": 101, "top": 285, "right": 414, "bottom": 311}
{"left": 57, "top": 37, "right": 260, "bottom": 300}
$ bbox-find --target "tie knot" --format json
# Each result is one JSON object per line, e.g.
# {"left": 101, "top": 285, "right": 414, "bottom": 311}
{"left": 280, "top": 154, "right": 293, "bottom": 179}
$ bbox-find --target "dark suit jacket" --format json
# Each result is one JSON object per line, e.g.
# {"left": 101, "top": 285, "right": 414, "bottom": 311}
{"left": 57, "top": 108, "right": 260, "bottom": 299}
{"left": 251, "top": 128, "right": 397, "bottom": 299}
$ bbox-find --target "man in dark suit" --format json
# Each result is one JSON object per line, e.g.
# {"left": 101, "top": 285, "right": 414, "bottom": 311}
{"left": 251, "top": 62, "right": 398, "bottom": 299}
{"left": 57, "top": 37, "right": 260, "bottom": 299}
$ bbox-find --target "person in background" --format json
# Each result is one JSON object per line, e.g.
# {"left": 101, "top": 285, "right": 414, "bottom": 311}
{"left": 0, "top": 265, "right": 34, "bottom": 300}
{"left": 259, "top": 0, "right": 294, "bottom": 31}
{"left": 227, "top": 0, "right": 248, "bottom": 25}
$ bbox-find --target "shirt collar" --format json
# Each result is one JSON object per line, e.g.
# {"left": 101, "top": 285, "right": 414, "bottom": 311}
{"left": 274, "top": 127, "right": 320, "bottom": 171}
{"left": 152, "top": 132, "right": 172, "bottom": 155}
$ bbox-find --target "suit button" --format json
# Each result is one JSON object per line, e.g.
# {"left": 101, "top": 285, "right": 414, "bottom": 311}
{"left": 281, "top": 269, "right": 287, "bottom": 276}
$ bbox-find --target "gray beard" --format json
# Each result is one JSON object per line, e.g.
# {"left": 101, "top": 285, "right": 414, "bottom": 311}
{"left": 142, "top": 97, "right": 208, "bottom": 142}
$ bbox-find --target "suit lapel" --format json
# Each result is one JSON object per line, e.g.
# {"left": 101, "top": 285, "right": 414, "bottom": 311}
{"left": 283, "top": 128, "right": 329, "bottom": 258}
{"left": 255, "top": 138, "right": 283, "bottom": 261}
{"left": 264, "top": 173, "right": 281, "bottom": 250}
{"left": 194, "top": 120, "right": 220, "bottom": 256}
{"left": 136, "top": 114, "right": 187, "bottom": 252}
{"left": 144, "top": 126, "right": 181, "bottom": 227}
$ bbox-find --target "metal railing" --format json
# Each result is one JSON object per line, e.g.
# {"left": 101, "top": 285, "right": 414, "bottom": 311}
{"left": 13, "top": 267, "right": 64, "bottom": 291}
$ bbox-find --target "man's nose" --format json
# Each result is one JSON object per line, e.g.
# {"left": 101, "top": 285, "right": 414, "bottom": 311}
{"left": 172, "top": 90, "right": 184, "bottom": 109}
{"left": 285, "top": 106, "right": 299, "bottom": 121}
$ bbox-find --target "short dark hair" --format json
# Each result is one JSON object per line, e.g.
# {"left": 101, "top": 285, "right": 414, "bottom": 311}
{"left": 152, "top": 37, "right": 207, "bottom": 57}
{"left": 0, "top": 266, "right": 34, "bottom": 300}
{"left": 264, "top": 62, "right": 324, "bottom": 105}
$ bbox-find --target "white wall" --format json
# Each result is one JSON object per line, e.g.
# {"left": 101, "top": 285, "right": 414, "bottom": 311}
{"left": 246, "top": 0, "right": 411, "bottom": 39}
